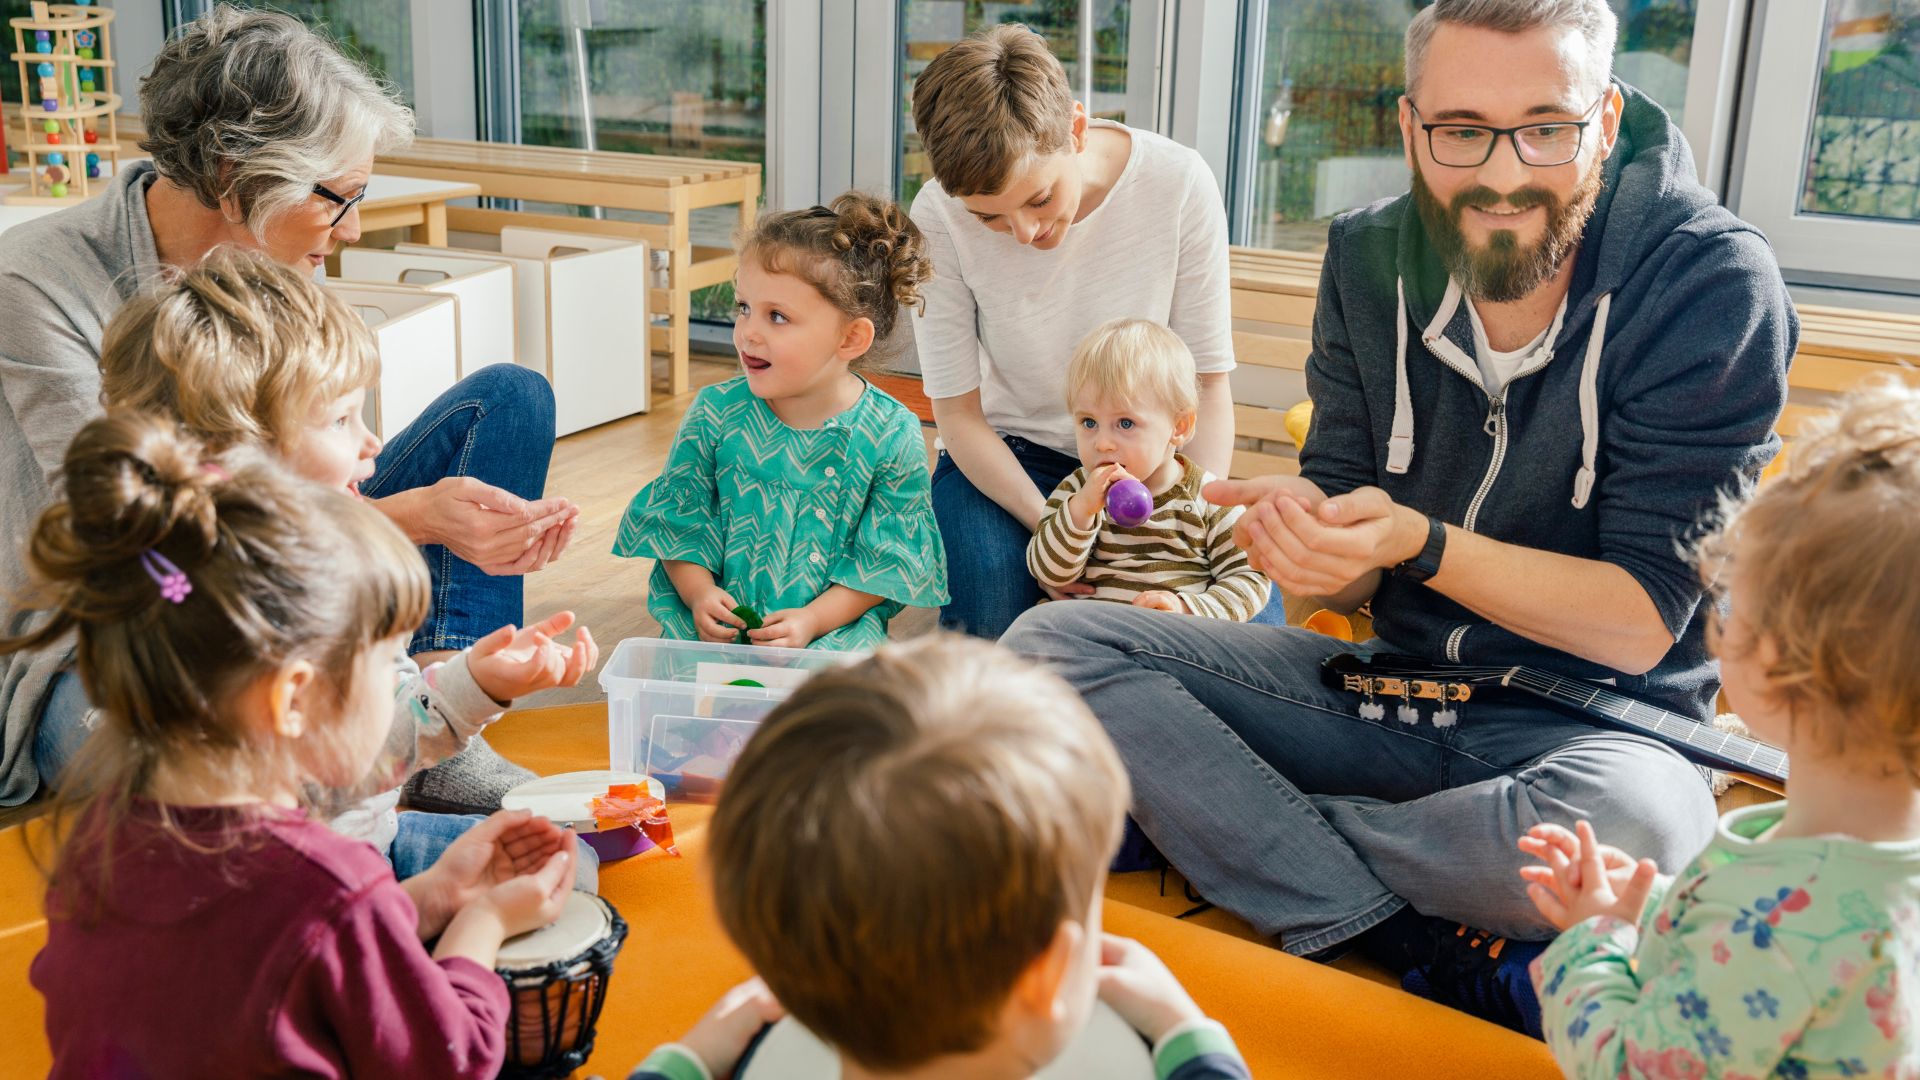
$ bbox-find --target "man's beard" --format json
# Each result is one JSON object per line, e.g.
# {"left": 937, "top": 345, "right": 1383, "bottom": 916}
{"left": 1412, "top": 159, "right": 1604, "bottom": 303}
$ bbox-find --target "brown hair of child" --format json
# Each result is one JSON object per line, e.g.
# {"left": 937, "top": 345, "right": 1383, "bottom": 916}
{"left": 99, "top": 247, "right": 379, "bottom": 451}
{"left": 910, "top": 23, "right": 1078, "bottom": 197}
{"left": 708, "top": 635, "right": 1129, "bottom": 1072}
{"left": 1696, "top": 377, "right": 1920, "bottom": 765}
{"left": 3, "top": 410, "right": 429, "bottom": 916}
{"left": 740, "top": 191, "right": 932, "bottom": 372}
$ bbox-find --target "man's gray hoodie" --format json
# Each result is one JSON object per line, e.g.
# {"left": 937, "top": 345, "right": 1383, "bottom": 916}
{"left": 1301, "top": 85, "right": 1796, "bottom": 722}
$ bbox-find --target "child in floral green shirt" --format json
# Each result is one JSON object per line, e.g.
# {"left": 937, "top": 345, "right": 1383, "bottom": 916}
{"left": 1520, "top": 381, "right": 1920, "bottom": 1079}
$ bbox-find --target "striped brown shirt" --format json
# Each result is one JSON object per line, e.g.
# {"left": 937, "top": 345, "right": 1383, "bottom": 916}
{"left": 1026, "top": 456, "right": 1271, "bottom": 621}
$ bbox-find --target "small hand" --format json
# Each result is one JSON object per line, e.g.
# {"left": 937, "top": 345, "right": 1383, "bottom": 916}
{"left": 467, "top": 612, "right": 598, "bottom": 703}
{"left": 691, "top": 586, "right": 747, "bottom": 643}
{"left": 1518, "top": 820, "right": 1659, "bottom": 931}
{"left": 469, "top": 834, "right": 577, "bottom": 939}
{"left": 749, "top": 608, "right": 819, "bottom": 650}
{"left": 413, "top": 809, "right": 571, "bottom": 939}
{"left": 1068, "top": 463, "right": 1132, "bottom": 530}
{"left": 1040, "top": 580, "right": 1098, "bottom": 602}
{"left": 1130, "top": 590, "right": 1186, "bottom": 613}
{"left": 1096, "top": 934, "right": 1206, "bottom": 1044}
{"left": 677, "top": 977, "right": 788, "bottom": 1078}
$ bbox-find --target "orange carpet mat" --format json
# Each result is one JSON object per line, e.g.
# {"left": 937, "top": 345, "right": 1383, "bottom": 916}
{"left": 0, "top": 703, "right": 1558, "bottom": 1078}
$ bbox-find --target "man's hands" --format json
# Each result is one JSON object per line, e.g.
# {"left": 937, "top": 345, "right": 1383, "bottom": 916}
{"left": 1203, "top": 476, "right": 1427, "bottom": 599}
{"left": 376, "top": 477, "right": 579, "bottom": 576}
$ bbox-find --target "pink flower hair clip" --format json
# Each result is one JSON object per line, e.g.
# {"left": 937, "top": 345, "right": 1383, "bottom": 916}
{"left": 139, "top": 549, "right": 193, "bottom": 605}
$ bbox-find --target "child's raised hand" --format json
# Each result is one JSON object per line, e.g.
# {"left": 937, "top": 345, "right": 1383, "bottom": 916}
{"left": 692, "top": 586, "right": 748, "bottom": 643}
{"left": 677, "top": 977, "right": 787, "bottom": 1077}
{"left": 467, "top": 611, "right": 598, "bottom": 704}
{"left": 1519, "top": 820, "right": 1660, "bottom": 931}
{"left": 749, "top": 608, "right": 819, "bottom": 650}
{"left": 1096, "top": 933, "right": 1207, "bottom": 1045}
{"left": 1131, "top": 590, "right": 1185, "bottom": 613}
{"left": 1068, "top": 463, "right": 1133, "bottom": 530}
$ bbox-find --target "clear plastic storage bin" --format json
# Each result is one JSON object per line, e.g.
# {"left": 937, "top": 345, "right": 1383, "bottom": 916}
{"left": 597, "top": 637, "right": 859, "bottom": 801}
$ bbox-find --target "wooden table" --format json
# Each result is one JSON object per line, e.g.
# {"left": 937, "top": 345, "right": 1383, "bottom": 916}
{"left": 374, "top": 137, "right": 761, "bottom": 395}
{"left": 353, "top": 173, "right": 482, "bottom": 247}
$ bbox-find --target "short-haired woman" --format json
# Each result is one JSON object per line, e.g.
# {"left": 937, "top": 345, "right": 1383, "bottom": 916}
{"left": 0, "top": 5, "right": 575, "bottom": 807}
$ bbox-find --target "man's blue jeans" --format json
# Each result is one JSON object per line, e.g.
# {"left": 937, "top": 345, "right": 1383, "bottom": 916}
{"left": 363, "top": 364, "right": 558, "bottom": 655}
{"left": 931, "top": 435, "right": 1288, "bottom": 640}
{"left": 1003, "top": 602, "right": 1717, "bottom": 955}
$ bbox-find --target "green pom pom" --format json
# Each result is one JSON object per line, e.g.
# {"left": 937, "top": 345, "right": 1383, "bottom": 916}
{"left": 731, "top": 604, "right": 763, "bottom": 645}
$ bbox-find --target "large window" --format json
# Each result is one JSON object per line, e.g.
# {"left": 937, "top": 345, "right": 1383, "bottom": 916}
{"left": 1798, "top": 1, "right": 1920, "bottom": 223}
{"left": 898, "top": 0, "right": 1136, "bottom": 209}
{"left": 1236, "top": 0, "right": 1700, "bottom": 252}
{"left": 206, "top": 1, "right": 415, "bottom": 106}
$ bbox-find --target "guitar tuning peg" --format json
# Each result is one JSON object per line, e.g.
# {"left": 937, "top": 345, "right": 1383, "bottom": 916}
{"left": 1396, "top": 685, "right": 1419, "bottom": 724}
{"left": 1432, "top": 708, "right": 1458, "bottom": 728}
{"left": 1359, "top": 701, "right": 1386, "bottom": 721}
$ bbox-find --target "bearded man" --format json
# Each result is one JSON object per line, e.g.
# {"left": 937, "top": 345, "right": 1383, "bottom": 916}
{"left": 1002, "top": 0, "right": 1795, "bottom": 1035}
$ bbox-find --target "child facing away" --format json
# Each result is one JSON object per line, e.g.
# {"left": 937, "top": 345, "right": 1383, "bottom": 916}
{"left": 13, "top": 412, "right": 578, "bottom": 1078}
{"left": 1026, "top": 319, "right": 1270, "bottom": 621}
{"left": 624, "top": 636, "right": 1252, "bottom": 1080}
{"left": 96, "top": 250, "right": 598, "bottom": 883}
{"left": 1519, "top": 380, "right": 1920, "bottom": 1078}
{"left": 614, "top": 192, "right": 949, "bottom": 651}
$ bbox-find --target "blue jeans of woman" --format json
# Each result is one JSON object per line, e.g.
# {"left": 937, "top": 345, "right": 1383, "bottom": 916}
{"left": 31, "top": 366, "right": 558, "bottom": 788}
{"left": 931, "top": 434, "right": 1288, "bottom": 640}
{"left": 362, "top": 364, "right": 558, "bottom": 655}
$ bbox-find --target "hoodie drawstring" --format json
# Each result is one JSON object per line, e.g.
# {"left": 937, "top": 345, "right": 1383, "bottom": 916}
{"left": 1384, "top": 276, "right": 1612, "bottom": 509}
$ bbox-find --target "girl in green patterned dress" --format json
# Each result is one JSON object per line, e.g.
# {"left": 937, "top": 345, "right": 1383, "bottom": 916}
{"left": 1518, "top": 380, "right": 1920, "bottom": 1079}
{"left": 615, "top": 192, "right": 950, "bottom": 651}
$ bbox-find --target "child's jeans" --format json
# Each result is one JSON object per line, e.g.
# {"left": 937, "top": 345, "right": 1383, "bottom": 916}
{"left": 363, "top": 365, "right": 558, "bottom": 656}
{"left": 389, "top": 810, "right": 601, "bottom": 894}
{"left": 930, "top": 434, "right": 1289, "bottom": 640}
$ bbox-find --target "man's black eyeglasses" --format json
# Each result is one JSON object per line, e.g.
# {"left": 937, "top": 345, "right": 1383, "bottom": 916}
{"left": 1409, "top": 93, "right": 1606, "bottom": 168}
{"left": 312, "top": 181, "right": 367, "bottom": 227}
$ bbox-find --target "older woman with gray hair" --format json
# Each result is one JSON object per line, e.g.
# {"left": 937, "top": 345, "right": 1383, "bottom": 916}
{"left": 0, "top": 5, "right": 576, "bottom": 809}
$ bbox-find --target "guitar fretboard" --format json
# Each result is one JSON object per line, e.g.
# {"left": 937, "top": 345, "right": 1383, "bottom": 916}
{"left": 1505, "top": 667, "right": 1789, "bottom": 779}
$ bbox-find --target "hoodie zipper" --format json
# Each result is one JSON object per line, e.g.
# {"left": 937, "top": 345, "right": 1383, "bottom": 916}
{"left": 1464, "top": 396, "right": 1508, "bottom": 531}
{"left": 1445, "top": 624, "right": 1470, "bottom": 663}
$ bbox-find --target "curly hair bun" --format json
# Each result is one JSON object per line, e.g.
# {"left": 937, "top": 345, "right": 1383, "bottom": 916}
{"left": 827, "top": 190, "right": 934, "bottom": 334}
{"left": 40, "top": 410, "right": 222, "bottom": 579}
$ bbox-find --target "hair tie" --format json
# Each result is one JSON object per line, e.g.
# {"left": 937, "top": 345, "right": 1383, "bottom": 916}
{"left": 202, "top": 462, "right": 228, "bottom": 481}
{"left": 140, "top": 550, "right": 193, "bottom": 605}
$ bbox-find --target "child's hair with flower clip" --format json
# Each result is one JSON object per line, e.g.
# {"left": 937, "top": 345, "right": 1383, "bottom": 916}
{"left": 1694, "top": 377, "right": 1920, "bottom": 766}
{"left": 1, "top": 410, "right": 428, "bottom": 916}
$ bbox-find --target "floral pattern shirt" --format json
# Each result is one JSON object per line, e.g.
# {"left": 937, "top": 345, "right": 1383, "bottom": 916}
{"left": 1533, "top": 801, "right": 1920, "bottom": 1079}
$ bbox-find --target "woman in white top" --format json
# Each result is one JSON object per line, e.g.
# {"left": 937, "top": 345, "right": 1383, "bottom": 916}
{"left": 908, "top": 24, "right": 1267, "bottom": 638}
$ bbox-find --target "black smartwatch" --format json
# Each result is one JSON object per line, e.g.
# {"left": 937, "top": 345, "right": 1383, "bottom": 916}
{"left": 1391, "top": 513, "right": 1447, "bottom": 583}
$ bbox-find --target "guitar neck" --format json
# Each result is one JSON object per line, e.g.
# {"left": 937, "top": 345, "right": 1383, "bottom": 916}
{"left": 1508, "top": 667, "right": 1790, "bottom": 779}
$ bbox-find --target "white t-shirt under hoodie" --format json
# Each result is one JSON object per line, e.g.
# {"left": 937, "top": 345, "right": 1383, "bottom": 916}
{"left": 905, "top": 120, "right": 1235, "bottom": 457}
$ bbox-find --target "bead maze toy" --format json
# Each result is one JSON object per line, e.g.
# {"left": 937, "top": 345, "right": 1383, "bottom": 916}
{"left": 6, "top": 1, "right": 120, "bottom": 205}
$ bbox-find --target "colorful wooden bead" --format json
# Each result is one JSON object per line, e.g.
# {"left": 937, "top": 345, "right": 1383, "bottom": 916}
{"left": 42, "top": 119, "right": 59, "bottom": 134}
{"left": 45, "top": 132, "right": 60, "bottom": 145}
{"left": 34, "top": 30, "right": 50, "bottom": 41}
{"left": 44, "top": 164, "right": 68, "bottom": 184}
{"left": 45, "top": 152, "right": 65, "bottom": 166}
{"left": 36, "top": 62, "right": 54, "bottom": 77}
{"left": 75, "top": 30, "right": 96, "bottom": 47}
{"left": 83, "top": 129, "right": 98, "bottom": 144}
{"left": 85, "top": 152, "right": 99, "bottom": 167}
{"left": 77, "top": 48, "right": 94, "bottom": 60}
{"left": 42, "top": 98, "right": 59, "bottom": 111}
{"left": 87, "top": 166, "right": 100, "bottom": 179}
{"left": 34, "top": 40, "right": 52, "bottom": 54}
{"left": 49, "top": 182, "right": 68, "bottom": 198}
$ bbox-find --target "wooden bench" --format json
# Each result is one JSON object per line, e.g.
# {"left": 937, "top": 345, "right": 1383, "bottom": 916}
{"left": 374, "top": 138, "right": 760, "bottom": 398}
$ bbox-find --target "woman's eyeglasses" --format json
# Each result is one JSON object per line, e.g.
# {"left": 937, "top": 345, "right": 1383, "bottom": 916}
{"left": 311, "top": 181, "right": 368, "bottom": 227}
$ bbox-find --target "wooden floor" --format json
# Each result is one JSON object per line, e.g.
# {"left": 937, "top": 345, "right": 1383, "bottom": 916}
{"left": 519, "top": 351, "right": 937, "bottom": 709}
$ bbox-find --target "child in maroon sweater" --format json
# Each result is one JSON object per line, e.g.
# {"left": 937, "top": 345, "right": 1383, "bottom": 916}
{"left": 10, "top": 412, "right": 578, "bottom": 1079}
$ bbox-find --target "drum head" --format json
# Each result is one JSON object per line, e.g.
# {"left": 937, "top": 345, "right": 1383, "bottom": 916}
{"left": 496, "top": 893, "right": 613, "bottom": 972}
{"left": 501, "top": 770, "right": 662, "bottom": 833}
{"left": 739, "top": 1000, "right": 1153, "bottom": 1079}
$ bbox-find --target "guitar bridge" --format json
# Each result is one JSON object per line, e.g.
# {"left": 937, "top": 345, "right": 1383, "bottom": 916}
{"left": 1339, "top": 673, "right": 1472, "bottom": 702}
